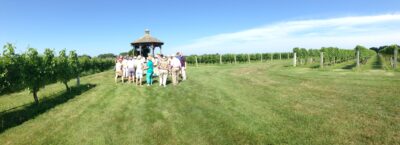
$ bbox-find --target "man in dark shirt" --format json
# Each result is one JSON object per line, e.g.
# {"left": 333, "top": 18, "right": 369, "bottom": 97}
{"left": 177, "top": 52, "right": 187, "bottom": 80}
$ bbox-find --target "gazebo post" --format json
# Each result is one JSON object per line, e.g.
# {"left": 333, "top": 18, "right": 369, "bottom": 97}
{"left": 159, "top": 46, "right": 162, "bottom": 54}
{"left": 139, "top": 46, "right": 142, "bottom": 56}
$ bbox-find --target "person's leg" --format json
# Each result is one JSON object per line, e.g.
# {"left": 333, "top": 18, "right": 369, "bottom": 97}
{"left": 159, "top": 71, "right": 163, "bottom": 86}
{"left": 146, "top": 72, "right": 150, "bottom": 85}
{"left": 133, "top": 70, "right": 136, "bottom": 84}
{"left": 171, "top": 70, "right": 175, "bottom": 85}
{"left": 122, "top": 69, "right": 125, "bottom": 83}
{"left": 172, "top": 68, "right": 178, "bottom": 85}
{"left": 163, "top": 72, "right": 168, "bottom": 86}
{"left": 136, "top": 72, "right": 139, "bottom": 85}
{"left": 176, "top": 69, "right": 180, "bottom": 85}
{"left": 132, "top": 69, "right": 136, "bottom": 83}
{"left": 181, "top": 67, "right": 186, "bottom": 80}
{"left": 123, "top": 68, "right": 127, "bottom": 78}
{"left": 146, "top": 73, "right": 150, "bottom": 85}
{"left": 128, "top": 70, "right": 131, "bottom": 83}
{"left": 150, "top": 72, "right": 153, "bottom": 85}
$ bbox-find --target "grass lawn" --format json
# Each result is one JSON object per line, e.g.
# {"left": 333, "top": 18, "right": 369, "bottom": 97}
{"left": 0, "top": 60, "right": 399, "bottom": 145}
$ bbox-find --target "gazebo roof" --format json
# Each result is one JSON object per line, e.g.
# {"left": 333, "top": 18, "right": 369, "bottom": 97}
{"left": 131, "top": 29, "right": 164, "bottom": 46}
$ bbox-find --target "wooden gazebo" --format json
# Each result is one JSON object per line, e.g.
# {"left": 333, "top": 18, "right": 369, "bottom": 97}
{"left": 131, "top": 29, "right": 164, "bottom": 57}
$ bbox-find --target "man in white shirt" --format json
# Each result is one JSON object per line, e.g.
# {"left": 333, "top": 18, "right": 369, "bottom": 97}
{"left": 135, "top": 56, "right": 144, "bottom": 86}
{"left": 115, "top": 59, "right": 123, "bottom": 83}
{"left": 122, "top": 57, "right": 129, "bottom": 83}
{"left": 170, "top": 54, "right": 181, "bottom": 85}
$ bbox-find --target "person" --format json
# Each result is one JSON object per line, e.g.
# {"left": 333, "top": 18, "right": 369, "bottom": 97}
{"left": 122, "top": 56, "right": 129, "bottom": 83}
{"left": 146, "top": 56, "right": 154, "bottom": 86}
{"left": 127, "top": 57, "right": 136, "bottom": 83}
{"left": 115, "top": 59, "right": 123, "bottom": 83}
{"left": 135, "top": 56, "right": 144, "bottom": 86}
{"left": 153, "top": 54, "right": 160, "bottom": 77}
{"left": 170, "top": 54, "right": 181, "bottom": 85}
{"left": 178, "top": 52, "right": 187, "bottom": 80}
{"left": 158, "top": 55, "right": 169, "bottom": 87}
{"left": 167, "top": 55, "right": 173, "bottom": 77}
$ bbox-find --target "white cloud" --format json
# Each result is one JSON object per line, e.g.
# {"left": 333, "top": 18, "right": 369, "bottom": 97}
{"left": 170, "top": 13, "right": 400, "bottom": 54}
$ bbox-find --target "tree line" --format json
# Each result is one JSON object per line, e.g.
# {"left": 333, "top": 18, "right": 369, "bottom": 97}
{"left": 0, "top": 43, "right": 114, "bottom": 104}
{"left": 185, "top": 53, "right": 293, "bottom": 64}
{"left": 293, "top": 45, "right": 376, "bottom": 66}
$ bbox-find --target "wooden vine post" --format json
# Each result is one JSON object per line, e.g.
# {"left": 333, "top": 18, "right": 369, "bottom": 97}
{"left": 394, "top": 46, "right": 398, "bottom": 69}
{"left": 195, "top": 56, "right": 198, "bottom": 67}
{"left": 293, "top": 53, "right": 297, "bottom": 67}
{"left": 247, "top": 54, "right": 250, "bottom": 63}
{"left": 234, "top": 54, "right": 237, "bottom": 64}
{"left": 270, "top": 53, "right": 273, "bottom": 61}
{"left": 320, "top": 52, "right": 324, "bottom": 68}
{"left": 261, "top": 54, "right": 263, "bottom": 62}
{"left": 219, "top": 54, "right": 222, "bottom": 64}
{"left": 356, "top": 49, "right": 360, "bottom": 67}
{"left": 279, "top": 53, "right": 282, "bottom": 60}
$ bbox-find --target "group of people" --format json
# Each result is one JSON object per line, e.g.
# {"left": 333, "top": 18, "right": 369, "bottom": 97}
{"left": 115, "top": 52, "right": 187, "bottom": 87}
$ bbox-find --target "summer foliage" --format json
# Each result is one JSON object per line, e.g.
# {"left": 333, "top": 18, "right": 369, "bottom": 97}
{"left": 0, "top": 43, "right": 114, "bottom": 103}
{"left": 292, "top": 46, "right": 375, "bottom": 66}
{"left": 0, "top": 61, "right": 399, "bottom": 144}
{"left": 185, "top": 53, "right": 292, "bottom": 64}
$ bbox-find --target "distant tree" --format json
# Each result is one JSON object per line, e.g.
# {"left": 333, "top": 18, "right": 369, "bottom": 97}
{"left": 79, "top": 55, "right": 92, "bottom": 73}
{"left": 119, "top": 52, "right": 129, "bottom": 56}
{"left": 79, "top": 54, "right": 92, "bottom": 59}
{"left": 23, "top": 48, "right": 46, "bottom": 104}
{"left": 97, "top": 53, "right": 116, "bottom": 59}
{"left": 128, "top": 49, "right": 135, "bottom": 56}
{"left": 369, "top": 47, "right": 379, "bottom": 53}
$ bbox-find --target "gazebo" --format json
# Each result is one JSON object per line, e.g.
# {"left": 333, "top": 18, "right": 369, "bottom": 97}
{"left": 130, "top": 29, "right": 164, "bottom": 57}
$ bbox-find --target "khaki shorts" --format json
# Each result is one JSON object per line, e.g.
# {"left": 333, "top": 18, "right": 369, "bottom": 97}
{"left": 116, "top": 71, "right": 122, "bottom": 76}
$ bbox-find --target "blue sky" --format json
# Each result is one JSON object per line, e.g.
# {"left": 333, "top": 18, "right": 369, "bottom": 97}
{"left": 1, "top": 0, "right": 400, "bottom": 56}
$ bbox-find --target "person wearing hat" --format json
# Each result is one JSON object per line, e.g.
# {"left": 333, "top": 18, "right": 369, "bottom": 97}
{"left": 158, "top": 55, "right": 169, "bottom": 87}
{"left": 170, "top": 53, "right": 181, "bottom": 85}
{"left": 135, "top": 56, "right": 144, "bottom": 86}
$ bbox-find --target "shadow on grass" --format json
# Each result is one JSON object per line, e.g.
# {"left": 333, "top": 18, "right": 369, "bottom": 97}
{"left": 0, "top": 84, "right": 96, "bottom": 133}
{"left": 342, "top": 63, "right": 356, "bottom": 69}
{"left": 310, "top": 64, "right": 321, "bottom": 69}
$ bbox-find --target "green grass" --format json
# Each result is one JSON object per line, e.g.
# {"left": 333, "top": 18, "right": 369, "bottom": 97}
{"left": 1, "top": 60, "right": 399, "bottom": 145}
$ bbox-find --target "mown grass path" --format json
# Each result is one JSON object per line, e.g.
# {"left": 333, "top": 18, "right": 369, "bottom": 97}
{"left": 1, "top": 60, "right": 399, "bottom": 145}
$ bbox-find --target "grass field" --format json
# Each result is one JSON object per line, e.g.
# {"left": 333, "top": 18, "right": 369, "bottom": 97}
{"left": 0, "top": 59, "right": 399, "bottom": 145}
